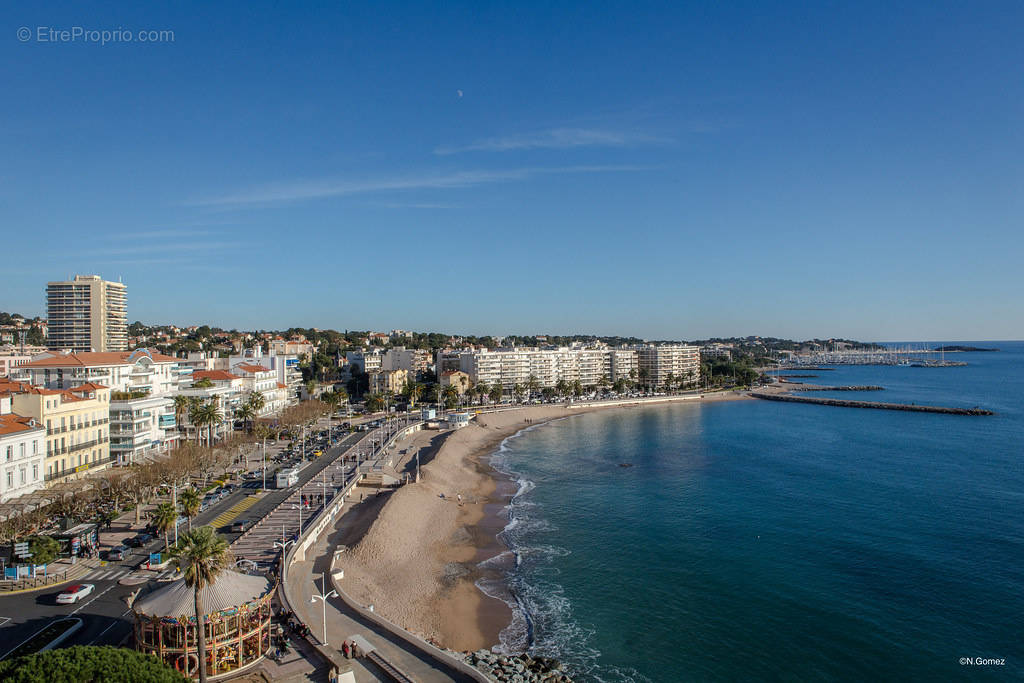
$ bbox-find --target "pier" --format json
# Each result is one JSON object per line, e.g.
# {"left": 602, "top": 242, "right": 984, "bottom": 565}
{"left": 750, "top": 392, "right": 994, "bottom": 415}
{"left": 786, "top": 385, "right": 885, "bottom": 392}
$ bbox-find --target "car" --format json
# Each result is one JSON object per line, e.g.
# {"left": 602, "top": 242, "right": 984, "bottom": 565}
{"left": 126, "top": 532, "right": 154, "bottom": 547}
{"left": 56, "top": 583, "right": 95, "bottom": 604}
{"left": 229, "top": 519, "right": 250, "bottom": 533}
{"left": 106, "top": 545, "right": 128, "bottom": 561}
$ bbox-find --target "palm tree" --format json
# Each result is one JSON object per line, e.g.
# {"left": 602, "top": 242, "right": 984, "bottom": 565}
{"left": 554, "top": 379, "right": 569, "bottom": 398}
{"left": 197, "top": 401, "right": 223, "bottom": 446}
{"left": 235, "top": 403, "right": 255, "bottom": 433}
{"left": 474, "top": 382, "right": 489, "bottom": 406}
{"left": 151, "top": 501, "right": 178, "bottom": 553}
{"left": 173, "top": 395, "right": 190, "bottom": 434}
{"left": 526, "top": 374, "right": 540, "bottom": 400}
{"left": 488, "top": 383, "right": 503, "bottom": 404}
{"left": 172, "top": 526, "right": 233, "bottom": 683}
{"left": 441, "top": 384, "right": 459, "bottom": 409}
{"left": 512, "top": 383, "right": 524, "bottom": 404}
{"left": 188, "top": 399, "right": 204, "bottom": 444}
{"left": 179, "top": 488, "right": 201, "bottom": 532}
{"left": 247, "top": 391, "right": 266, "bottom": 417}
{"left": 365, "top": 393, "right": 386, "bottom": 413}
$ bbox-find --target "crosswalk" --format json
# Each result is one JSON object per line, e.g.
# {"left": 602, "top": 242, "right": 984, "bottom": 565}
{"left": 209, "top": 494, "right": 259, "bottom": 529}
{"left": 82, "top": 567, "right": 133, "bottom": 582}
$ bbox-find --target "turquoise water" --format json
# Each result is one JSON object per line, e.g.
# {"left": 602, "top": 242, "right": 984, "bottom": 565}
{"left": 485, "top": 343, "right": 1023, "bottom": 681}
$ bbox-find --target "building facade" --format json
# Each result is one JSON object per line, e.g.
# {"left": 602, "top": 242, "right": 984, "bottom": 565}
{"left": 0, "top": 396, "right": 46, "bottom": 502}
{"left": 4, "top": 381, "right": 112, "bottom": 483}
{"left": 368, "top": 369, "right": 408, "bottom": 395}
{"left": 46, "top": 275, "right": 127, "bottom": 352}
{"left": 636, "top": 344, "right": 701, "bottom": 389}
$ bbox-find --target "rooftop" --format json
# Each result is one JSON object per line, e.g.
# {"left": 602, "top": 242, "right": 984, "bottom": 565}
{"left": 133, "top": 569, "right": 273, "bottom": 618}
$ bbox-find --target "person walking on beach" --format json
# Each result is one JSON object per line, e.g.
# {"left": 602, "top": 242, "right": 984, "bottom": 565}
{"left": 457, "top": 493, "right": 463, "bottom": 506}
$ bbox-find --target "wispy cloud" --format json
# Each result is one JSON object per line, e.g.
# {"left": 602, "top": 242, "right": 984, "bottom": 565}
{"left": 188, "top": 165, "right": 651, "bottom": 208}
{"left": 84, "top": 242, "right": 234, "bottom": 256}
{"left": 434, "top": 128, "right": 669, "bottom": 155}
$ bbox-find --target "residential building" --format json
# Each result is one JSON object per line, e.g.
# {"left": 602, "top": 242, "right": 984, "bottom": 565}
{"left": 636, "top": 344, "right": 701, "bottom": 389}
{"left": 230, "top": 362, "right": 288, "bottom": 416}
{"left": 46, "top": 274, "right": 127, "bottom": 352}
{"left": 0, "top": 352, "right": 34, "bottom": 378}
{"left": 0, "top": 395, "right": 46, "bottom": 502}
{"left": 15, "top": 349, "right": 185, "bottom": 464}
{"left": 381, "top": 347, "right": 431, "bottom": 376}
{"left": 268, "top": 338, "right": 315, "bottom": 357}
{"left": 368, "top": 369, "right": 408, "bottom": 396}
{"left": 178, "top": 370, "right": 244, "bottom": 442}
{"left": 346, "top": 350, "right": 383, "bottom": 374}
{"left": 2, "top": 380, "right": 112, "bottom": 483}
{"left": 700, "top": 345, "right": 732, "bottom": 360}
{"left": 439, "top": 370, "right": 471, "bottom": 396}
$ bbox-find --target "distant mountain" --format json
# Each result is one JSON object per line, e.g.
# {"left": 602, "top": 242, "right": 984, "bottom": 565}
{"left": 934, "top": 345, "right": 999, "bottom": 352}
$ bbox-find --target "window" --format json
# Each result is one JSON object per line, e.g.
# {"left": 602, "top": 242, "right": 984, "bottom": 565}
{"left": 19, "top": 443, "right": 25, "bottom": 459}
{"left": 5, "top": 446, "right": 10, "bottom": 461}
{"left": 5, "top": 472, "right": 11, "bottom": 488}
{"left": 19, "top": 469, "right": 25, "bottom": 484}
{"left": 32, "top": 464, "right": 38, "bottom": 480}
{"left": 32, "top": 441, "right": 37, "bottom": 454}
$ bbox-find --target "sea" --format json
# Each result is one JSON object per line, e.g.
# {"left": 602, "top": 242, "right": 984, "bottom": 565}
{"left": 479, "top": 342, "right": 1023, "bottom": 681}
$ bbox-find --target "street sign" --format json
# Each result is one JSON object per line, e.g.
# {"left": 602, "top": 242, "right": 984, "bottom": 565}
{"left": 14, "top": 542, "right": 29, "bottom": 557}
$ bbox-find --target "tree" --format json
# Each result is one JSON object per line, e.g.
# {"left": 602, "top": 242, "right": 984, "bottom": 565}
{"left": 441, "top": 384, "right": 459, "bottom": 410}
{"left": 179, "top": 488, "right": 201, "bottom": 533}
{"left": 554, "top": 379, "right": 569, "bottom": 397}
{"left": 193, "top": 377, "right": 214, "bottom": 388}
{"left": 247, "top": 391, "right": 266, "bottom": 416}
{"left": 474, "top": 382, "right": 489, "bottom": 405}
{"left": 27, "top": 535, "right": 61, "bottom": 565}
{"left": 365, "top": 393, "right": 386, "bottom": 413}
{"left": 173, "top": 395, "right": 190, "bottom": 434}
{"left": 235, "top": 403, "right": 255, "bottom": 433}
{"left": 151, "top": 502, "right": 178, "bottom": 553}
{"left": 195, "top": 401, "right": 223, "bottom": 446}
{"left": 0, "top": 645, "right": 187, "bottom": 682}
{"left": 526, "top": 374, "right": 540, "bottom": 399}
{"left": 172, "top": 527, "right": 233, "bottom": 683}
{"left": 512, "top": 383, "right": 524, "bottom": 403}
{"left": 488, "top": 383, "right": 504, "bottom": 404}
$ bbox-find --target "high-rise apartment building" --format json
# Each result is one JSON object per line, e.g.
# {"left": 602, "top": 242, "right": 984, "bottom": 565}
{"left": 46, "top": 275, "right": 127, "bottom": 352}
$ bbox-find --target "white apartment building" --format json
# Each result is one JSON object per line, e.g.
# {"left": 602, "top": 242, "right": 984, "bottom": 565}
{"left": 230, "top": 362, "right": 288, "bottom": 416}
{"left": 179, "top": 370, "right": 246, "bottom": 442}
{"left": 46, "top": 274, "right": 127, "bottom": 352}
{"left": 346, "top": 350, "right": 383, "bottom": 374}
{"left": 15, "top": 349, "right": 184, "bottom": 465}
{"left": 636, "top": 344, "right": 701, "bottom": 388}
{"left": 0, "top": 396, "right": 46, "bottom": 502}
{"left": 0, "top": 353, "right": 34, "bottom": 378}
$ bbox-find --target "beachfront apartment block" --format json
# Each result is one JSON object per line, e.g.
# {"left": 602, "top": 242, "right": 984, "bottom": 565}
{"left": 1, "top": 380, "right": 112, "bottom": 484}
{"left": 0, "top": 395, "right": 46, "bottom": 502}
{"left": 46, "top": 275, "right": 127, "bottom": 352}
{"left": 636, "top": 344, "right": 701, "bottom": 388}
{"left": 439, "top": 344, "right": 701, "bottom": 391}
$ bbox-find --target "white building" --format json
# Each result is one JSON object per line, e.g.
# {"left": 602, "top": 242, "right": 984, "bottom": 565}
{"left": 381, "top": 347, "right": 431, "bottom": 376}
{"left": 0, "top": 396, "right": 46, "bottom": 502}
{"left": 16, "top": 349, "right": 185, "bottom": 465}
{"left": 230, "top": 362, "right": 288, "bottom": 416}
{"left": 636, "top": 344, "right": 701, "bottom": 389}
{"left": 346, "top": 350, "right": 383, "bottom": 374}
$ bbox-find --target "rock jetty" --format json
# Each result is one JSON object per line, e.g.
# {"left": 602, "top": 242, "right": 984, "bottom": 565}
{"left": 466, "top": 650, "right": 574, "bottom": 682}
{"left": 750, "top": 392, "right": 994, "bottom": 415}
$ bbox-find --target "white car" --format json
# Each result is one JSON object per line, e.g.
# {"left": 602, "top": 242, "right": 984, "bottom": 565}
{"left": 56, "top": 583, "right": 95, "bottom": 604}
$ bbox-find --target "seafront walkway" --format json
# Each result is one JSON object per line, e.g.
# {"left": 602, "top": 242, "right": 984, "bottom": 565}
{"left": 277, "top": 417, "right": 483, "bottom": 682}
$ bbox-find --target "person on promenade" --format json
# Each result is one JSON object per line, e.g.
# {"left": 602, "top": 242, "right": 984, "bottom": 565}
{"left": 457, "top": 493, "right": 463, "bottom": 506}
{"left": 342, "top": 640, "right": 350, "bottom": 658}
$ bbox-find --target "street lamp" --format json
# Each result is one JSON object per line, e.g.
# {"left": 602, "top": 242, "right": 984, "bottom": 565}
{"left": 273, "top": 531, "right": 295, "bottom": 583}
{"left": 310, "top": 572, "right": 338, "bottom": 646}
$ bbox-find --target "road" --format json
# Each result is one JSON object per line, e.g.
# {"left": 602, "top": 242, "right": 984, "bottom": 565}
{"left": 0, "top": 415, "right": 394, "bottom": 658}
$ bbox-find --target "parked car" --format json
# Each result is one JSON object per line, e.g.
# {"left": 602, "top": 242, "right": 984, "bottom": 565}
{"left": 106, "top": 545, "right": 128, "bottom": 561}
{"left": 56, "top": 583, "right": 95, "bottom": 604}
{"left": 230, "top": 519, "right": 250, "bottom": 533}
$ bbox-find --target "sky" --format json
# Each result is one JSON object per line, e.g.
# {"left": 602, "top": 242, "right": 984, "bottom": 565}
{"left": 2, "top": 1, "right": 1021, "bottom": 341}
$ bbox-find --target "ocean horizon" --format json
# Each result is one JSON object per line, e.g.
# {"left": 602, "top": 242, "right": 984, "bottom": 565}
{"left": 482, "top": 342, "right": 1023, "bottom": 681}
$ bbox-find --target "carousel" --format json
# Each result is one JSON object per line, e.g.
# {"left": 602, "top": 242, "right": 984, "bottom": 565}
{"left": 132, "top": 569, "right": 275, "bottom": 679}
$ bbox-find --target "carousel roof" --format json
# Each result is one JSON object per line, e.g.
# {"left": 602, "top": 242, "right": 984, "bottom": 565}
{"left": 134, "top": 569, "right": 273, "bottom": 618}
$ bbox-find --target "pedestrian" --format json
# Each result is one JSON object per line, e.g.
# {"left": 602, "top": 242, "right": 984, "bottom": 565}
{"left": 457, "top": 493, "right": 462, "bottom": 506}
{"left": 342, "top": 640, "right": 350, "bottom": 658}
{"left": 351, "top": 640, "right": 360, "bottom": 658}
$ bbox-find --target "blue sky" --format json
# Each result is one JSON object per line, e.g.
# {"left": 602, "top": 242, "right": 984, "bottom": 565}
{"left": 2, "top": 1, "right": 1021, "bottom": 341}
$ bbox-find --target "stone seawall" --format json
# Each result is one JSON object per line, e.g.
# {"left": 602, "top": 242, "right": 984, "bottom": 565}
{"left": 750, "top": 392, "right": 994, "bottom": 415}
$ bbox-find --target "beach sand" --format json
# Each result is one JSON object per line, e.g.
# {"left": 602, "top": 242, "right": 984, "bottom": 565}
{"left": 338, "top": 394, "right": 748, "bottom": 653}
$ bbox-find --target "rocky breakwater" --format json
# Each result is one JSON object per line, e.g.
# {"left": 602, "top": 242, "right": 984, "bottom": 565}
{"left": 466, "top": 650, "right": 574, "bottom": 682}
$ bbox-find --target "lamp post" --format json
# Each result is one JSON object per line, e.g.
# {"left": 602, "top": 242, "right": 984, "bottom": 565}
{"left": 273, "top": 530, "right": 294, "bottom": 584}
{"left": 262, "top": 439, "right": 267, "bottom": 491}
{"left": 310, "top": 572, "right": 338, "bottom": 646}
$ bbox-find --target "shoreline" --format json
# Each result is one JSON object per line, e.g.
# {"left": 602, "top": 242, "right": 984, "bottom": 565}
{"left": 337, "top": 393, "right": 749, "bottom": 655}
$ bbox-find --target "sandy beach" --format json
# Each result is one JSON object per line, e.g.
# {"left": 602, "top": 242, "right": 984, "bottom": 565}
{"left": 338, "top": 393, "right": 749, "bottom": 653}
